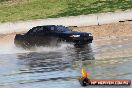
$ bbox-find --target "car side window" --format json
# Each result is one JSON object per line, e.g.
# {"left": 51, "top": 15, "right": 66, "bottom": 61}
{"left": 44, "top": 26, "right": 55, "bottom": 33}
{"left": 50, "top": 26, "right": 55, "bottom": 32}
{"left": 38, "top": 27, "right": 43, "bottom": 31}
{"left": 43, "top": 26, "right": 49, "bottom": 33}
{"left": 32, "top": 28, "right": 38, "bottom": 33}
{"left": 36, "top": 27, "right": 43, "bottom": 33}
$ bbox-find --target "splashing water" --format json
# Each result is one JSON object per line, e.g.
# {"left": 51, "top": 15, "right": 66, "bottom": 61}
{"left": 0, "top": 37, "right": 74, "bottom": 54}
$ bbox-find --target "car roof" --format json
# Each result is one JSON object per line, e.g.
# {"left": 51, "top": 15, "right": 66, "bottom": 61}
{"left": 31, "top": 25, "right": 65, "bottom": 29}
{"left": 35, "top": 25, "right": 63, "bottom": 27}
{"left": 28, "top": 25, "right": 71, "bottom": 33}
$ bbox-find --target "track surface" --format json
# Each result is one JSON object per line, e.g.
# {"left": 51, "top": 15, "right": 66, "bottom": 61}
{"left": 0, "top": 22, "right": 132, "bottom": 88}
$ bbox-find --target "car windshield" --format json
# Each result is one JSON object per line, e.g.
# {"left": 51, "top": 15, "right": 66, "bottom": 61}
{"left": 56, "top": 26, "right": 72, "bottom": 32}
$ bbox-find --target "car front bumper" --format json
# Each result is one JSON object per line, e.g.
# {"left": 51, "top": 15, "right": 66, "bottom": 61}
{"left": 63, "top": 36, "right": 93, "bottom": 44}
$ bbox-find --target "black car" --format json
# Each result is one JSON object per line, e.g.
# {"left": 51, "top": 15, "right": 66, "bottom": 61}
{"left": 14, "top": 25, "right": 93, "bottom": 48}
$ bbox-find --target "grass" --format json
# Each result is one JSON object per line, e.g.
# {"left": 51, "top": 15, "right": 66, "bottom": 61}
{"left": 0, "top": 0, "right": 132, "bottom": 23}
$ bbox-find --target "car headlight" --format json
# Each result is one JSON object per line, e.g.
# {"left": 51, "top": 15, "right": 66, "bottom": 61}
{"left": 70, "top": 35, "right": 80, "bottom": 37}
{"left": 89, "top": 33, "right": 92, "bottom": 36}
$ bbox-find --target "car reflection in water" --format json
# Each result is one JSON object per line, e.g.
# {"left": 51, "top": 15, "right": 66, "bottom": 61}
{"left": 16, "top": 44, "right": 94, "bottom": 74}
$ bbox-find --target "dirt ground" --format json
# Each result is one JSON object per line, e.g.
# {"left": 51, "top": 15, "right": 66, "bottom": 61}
{"left": 73, "top": 21, "right": 132, "bottom": 39}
